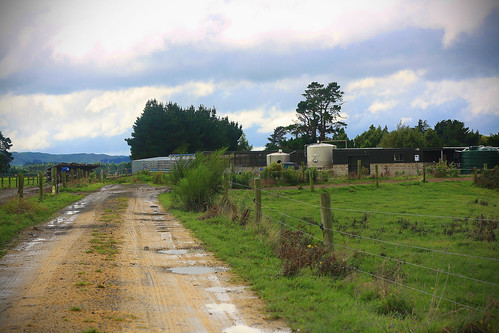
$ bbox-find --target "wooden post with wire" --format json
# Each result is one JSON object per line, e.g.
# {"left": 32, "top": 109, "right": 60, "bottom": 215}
{"left": 254, "top": 178, "right": 262, "bottom": 224}
{"left": 38, "top": 171, "right": 44, "bottom": 201}
{"left": 320, "top": 192, "right": 333, "bottom": 250}
{"left": 309, "top": 170, "right": 314, "bottom": 192}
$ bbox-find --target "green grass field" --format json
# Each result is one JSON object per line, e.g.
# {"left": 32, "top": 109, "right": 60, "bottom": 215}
{"left": 160, "top": 180, "right": 498, "bottom": 332}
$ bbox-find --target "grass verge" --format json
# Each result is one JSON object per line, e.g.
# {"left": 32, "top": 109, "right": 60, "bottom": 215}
{"left": 0, "top": 193, "right": 86, "bottom": 255}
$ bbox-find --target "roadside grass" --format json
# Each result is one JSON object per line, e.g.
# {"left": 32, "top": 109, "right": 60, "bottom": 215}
{"left": 159, "top": 181, "right": 498, "bottom": 332}
{"left": 0, "top": 193, "right": 85, "bottom": 255}
{"left": 59, "top": 182, "right": 106, "bottom": 192}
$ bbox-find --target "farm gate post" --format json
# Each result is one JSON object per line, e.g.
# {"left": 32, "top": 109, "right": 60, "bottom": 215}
{"left": 320, "top": 192, "right": 334, "bottom": 250}
{"left": 254, "top": 178, "right": 262, "bottom": 224}
{"left": 357, "top": 160, "right": 362, "bottom": 179}
{"left": 375, "top": 165, "right": 379, "bottom": 188}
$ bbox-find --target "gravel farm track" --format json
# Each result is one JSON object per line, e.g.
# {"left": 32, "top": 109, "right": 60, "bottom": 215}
{"left": 0, "top": 184, "right": 290, "bottom": 332}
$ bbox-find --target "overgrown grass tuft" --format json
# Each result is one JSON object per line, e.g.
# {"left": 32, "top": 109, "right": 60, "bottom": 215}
{"left": 169, "top": 149, "right": 228, "bottom": 211}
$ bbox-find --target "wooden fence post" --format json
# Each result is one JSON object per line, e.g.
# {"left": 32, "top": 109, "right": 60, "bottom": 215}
{"left": 254, "top": 178, "right": 262, "bottom": 224}
{"left": 321, "top": 192, "right": 334, "bottom": 250}
{"left": 9, "top": 176, "right": 11, "bottom": 188}
{"left": 423, "top": 166, "right": 426, "bottom": 183}
{"left": 52, "top": 167, "right": 57, "bottom": 194}
{"left": 223, "top": 173, "right": 229, "bottom": 200}
{"left": 484, "top": 163, "right": 488, "bottom": 170}
{"left": 375, "top": 164, "right": 379, "bottom": 188}
{"left": 18, "top": 173, "right": 24, "bottom": 199}
{"left": 473, "top": 167, "right": 478, "bottom": 183}
{"left": 62, "top": 171, "right": 67, "bottom": 188}
{"left": 357, "top": 160, "right": 362, "bottom": 179}
{"left": 301, "top": 162, "right": 305, "bottom": 182}
{"left": 309, "top": 169, "right": 315, "bottom": 192}
{"left": 39, "top": 171, "right": 44, "bottom": 201}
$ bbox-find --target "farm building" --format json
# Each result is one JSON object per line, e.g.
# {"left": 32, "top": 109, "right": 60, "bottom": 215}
{"left": 131, "top": 154, "right": 195, "bottom": 174}
{"left": 131, "top": 146, "right": 496, "bottom": 176}
{"left": 329, "top": 147, "right": 465, "bottom": 176}
{"left": 46, "top": 163, "right": 99, "bottom": 181}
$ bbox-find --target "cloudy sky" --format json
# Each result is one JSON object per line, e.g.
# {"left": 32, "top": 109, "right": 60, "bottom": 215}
{"left": 0, "top": 0, "right": 498, "bottom": 155}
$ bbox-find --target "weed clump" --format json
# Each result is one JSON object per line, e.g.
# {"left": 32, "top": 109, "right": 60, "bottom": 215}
{"left": 275, "top": 229, "right": 352, "bottom": 278}
{"left": 476, "top": 166, "right": 499, "bottom": 189}
{"left": 377, "top": 293, "right": 414, "bottom": 318}
{"left": 469, "top": 215, "right": 497, "bottom": 242}
{"left": 2, "top": 198, "right": 45, "bottom": 216}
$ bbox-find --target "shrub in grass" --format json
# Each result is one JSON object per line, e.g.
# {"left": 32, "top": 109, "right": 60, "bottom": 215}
{"left": 428, "top": 161, "right": 460, "bottom": 178}
{"left": 305, "top": 167, "right": 318, "bottom": 183}
{"left": 152, "top": 171, "right": 166, "bottom": 185}
{"left": 231, "top": 171, "right": 253, "bottom": 188}
{"left": 170, "top": 149, "right": 228, "bottom": 211}
{"left": 261, "top": 162, "right": 283, "bottom": 182}
{"left": 282, "top": 168, "right": 301, "bottom": 185}
{"left": 476, "top": 166, "right": 499, "bottom": 189}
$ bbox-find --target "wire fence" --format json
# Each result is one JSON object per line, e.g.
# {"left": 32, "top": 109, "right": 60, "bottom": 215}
{"left": 230, "top": 180, "right": 499, "bottom": 313}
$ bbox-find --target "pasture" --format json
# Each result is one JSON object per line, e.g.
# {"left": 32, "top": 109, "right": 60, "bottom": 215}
{"left": 162, "top": 180, "right": 498, "bottom": 332}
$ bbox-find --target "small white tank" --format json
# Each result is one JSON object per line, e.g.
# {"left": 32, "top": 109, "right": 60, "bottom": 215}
{"left": 307, "top": 143, "right": 336, "bottom": 168}
{"left": 266, "top": 149, "right": 291, "bottom": 165}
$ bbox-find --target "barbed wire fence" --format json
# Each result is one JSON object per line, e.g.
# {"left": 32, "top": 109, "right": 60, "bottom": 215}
{"left": 230, "top": 179, "right": 498, "bottom": 314}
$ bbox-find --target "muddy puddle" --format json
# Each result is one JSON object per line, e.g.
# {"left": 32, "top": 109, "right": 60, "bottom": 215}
{"left": 167, "top": 266, "right": 229, "bottom": 275}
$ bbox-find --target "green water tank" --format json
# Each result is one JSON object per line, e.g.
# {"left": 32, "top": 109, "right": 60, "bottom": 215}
{"left": 461, "top": 146, "right": 499, "bottom": 173}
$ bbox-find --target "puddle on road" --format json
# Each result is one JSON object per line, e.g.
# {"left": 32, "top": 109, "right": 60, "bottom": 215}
{"left": 158, "top": 249, "right": 189, "bottom": 255}
{"left": 206, "top": 303, "right": 236, "bottom": 314}
{"left": 157, "top": 248, "right": 206, "bottom": 255}
{"left": 167, "top": 266, "right": 229, "bottom": 275}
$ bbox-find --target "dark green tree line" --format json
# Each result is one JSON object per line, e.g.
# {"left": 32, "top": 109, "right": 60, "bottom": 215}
{"left": 126, "top": 100, "right": 244, "bottom": 160}
{"left": 0, "top": 131, "right": 13, "bottom": 173}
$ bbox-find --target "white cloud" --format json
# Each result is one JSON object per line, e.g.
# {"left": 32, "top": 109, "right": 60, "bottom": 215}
{"left": 368, "top": 100, "right": 399, "bottom": 113}
{"left": 411, "top": 77, "right": 499, "bottom": 116}
{"left": 346, "top": 69, "right": 424, "bottom": 101}
{"left": 220, "top": 106, "right": 296, "bottom": 133}
{"left": 0, "top": 81, "right": 216, "bottom": 151}
{"left": 1, "top": 0, "right": 496, "bottom": 77}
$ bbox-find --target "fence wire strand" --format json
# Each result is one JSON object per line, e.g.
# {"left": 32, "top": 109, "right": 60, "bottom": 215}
{"left": 234, "top": 181, "right": 499, "bottom": 262}
{"left": 262, "top": 211, "right": 482, "bottom": 312}
{"left": 259, "top": 202, "right": 499, "bottom": 287}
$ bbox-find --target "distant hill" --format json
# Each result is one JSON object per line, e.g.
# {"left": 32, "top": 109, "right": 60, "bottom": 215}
{"left": 11, "top": 152, "right": 130, "bottom": 166}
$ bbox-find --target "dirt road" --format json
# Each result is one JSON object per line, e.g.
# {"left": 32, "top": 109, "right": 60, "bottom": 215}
{"left": 0, "top": 184, "right": 289, "bottom": 332}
